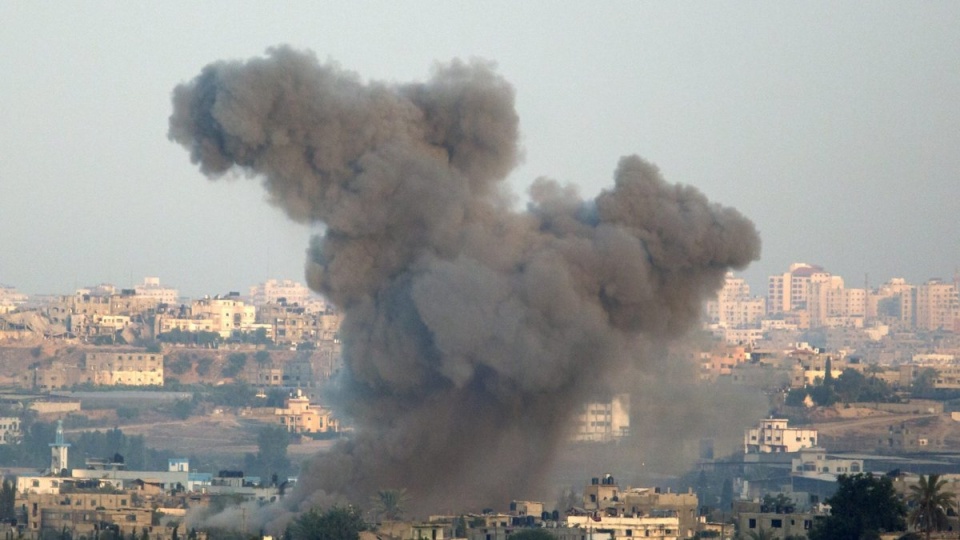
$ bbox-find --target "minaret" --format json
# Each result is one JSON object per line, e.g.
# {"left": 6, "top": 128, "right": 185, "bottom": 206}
{"left": 50, "top": 419, "right": 70, "bottom": 475}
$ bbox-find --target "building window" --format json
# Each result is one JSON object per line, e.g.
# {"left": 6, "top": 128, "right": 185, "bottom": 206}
{"left": 771, "top": 519, "right": 782, "bottom": 528}
{"left": 749, "top": 519, "right": 756, "bottom": 529}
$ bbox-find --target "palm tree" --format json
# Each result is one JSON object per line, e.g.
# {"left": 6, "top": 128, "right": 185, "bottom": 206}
{"left": 908, "top": 474, "right": 955, "bottom": 540}
{"left": 371, "top": 488, "right": 409, "bottom": 521}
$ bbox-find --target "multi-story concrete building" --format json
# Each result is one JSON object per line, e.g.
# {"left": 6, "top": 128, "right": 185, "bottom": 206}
{"left": 274, "top": 389, "right": 339, "bottom": 434}
{"left": 258, "top": 303, "right": 316, "bottom": 344}
{"left": 191, "top": 296, "right": 257, "bottom": 338}
{"left": 791, "top": 447, "right": 863, "bottom": 476}
{"left": 705, "top": 273, "right": 766, "bottom": 328}
{"left": 768, "top": 263, "right": 823, "bottom": 315}
{"left": 744, "top": 419, "right": 818, "bottom": 454}
{"left": 84, "top": 349, "right": 164, "bottom": 386}
{"left": 915, "top": 278, "right": 960, "bottom": 331}
{"left": 699, "top": 345, "right": 750, "bottom": 381}
{"left": 154, "top": 315, "right": 216, "bottom": 335}
{"left": 134, "top": 277, "right": 179, "bottom": 305}
{"left": 808, "top": 273, "right": 847, "bottom": 327}
{"left": 572, "top": 394, "right": 630, "bottom": 442}
{"left": 713, "top": 327, "right": 765, "bottom": 346}
{"left": 19, "top": 490, "right": 152, "bottom": 537}
{"left": 566, "top": 514, "right": 681, "bottom": 540}
{"left": 43, "top": 286, "right": 161, "bottom": 338}
{"left": 620, "top": 488, "right": 699, "bottom": 539}
{"left": 20, "top": 360, "right": 83, "bottom": 391}
{"left": 255, "top": 303, "right": 342, "bottom": 345}
{"left": 249, "top": 279, "right": 315, "bottom": 307}
{"left": 737, "top": 510, "right": 815, "bottom": 539}
{"left": 580, "top": 475, "right": 698, "bottom": 538}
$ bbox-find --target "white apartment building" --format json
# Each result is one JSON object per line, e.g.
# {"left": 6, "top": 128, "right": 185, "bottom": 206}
{"left": 808, "top": 273, "right": 845, "bottom": 327}
{"left": 745, "top": 418, "right": 818, "bottom": 454}
{"left": 767, "top": 264, "right": 870, "bottom": 328}
{"left": 705, "top": 273, "right": 766, "bottom": 328}
{"left": 573, "top": 394, "right": 630, "bottom": 442}
{"left": 134, "top": 277, "right": 179, "bottom": 305}
{"left": 191, "top": 296, "right": 257, "bottom": 338}
{"left": 155, "top": 316, "right": 216, "bottom": 335}
{"left": 249, "top": 279, "right": 316, "bottom": 306}
{"left": 768, "top": 263, "right": 823, "bottom": 314}
{"left": 566, "top": 515, "right": 681, "bottom": 540}
{"left": 792, "top": 447, "right": 863, "bottom": 476}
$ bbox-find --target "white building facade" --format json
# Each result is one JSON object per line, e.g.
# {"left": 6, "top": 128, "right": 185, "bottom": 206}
{"left": 745, "top": 418, "right": 818, "bottom": 453}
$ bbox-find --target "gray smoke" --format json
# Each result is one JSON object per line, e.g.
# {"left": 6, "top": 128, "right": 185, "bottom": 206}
{"left": 169, "top": 46, "right": 761, "bottom": 514}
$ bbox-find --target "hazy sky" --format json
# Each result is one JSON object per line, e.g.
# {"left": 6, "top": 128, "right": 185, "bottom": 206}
{"left": 2, "top": 2, "right": 958, "bottom": 298}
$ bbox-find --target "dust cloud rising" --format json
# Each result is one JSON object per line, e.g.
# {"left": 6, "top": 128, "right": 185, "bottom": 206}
{"left": 169, "top": 46, "right": 761, "bottom": 514}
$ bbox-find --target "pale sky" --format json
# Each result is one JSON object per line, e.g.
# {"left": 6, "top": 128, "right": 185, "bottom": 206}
{"left": 2, "top": 2, "right": 958, "bottom": 298}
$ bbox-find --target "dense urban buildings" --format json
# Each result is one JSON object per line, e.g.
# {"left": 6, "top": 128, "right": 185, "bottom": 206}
{"left": 3, "top": 267, "right": 960, "bottom": 539}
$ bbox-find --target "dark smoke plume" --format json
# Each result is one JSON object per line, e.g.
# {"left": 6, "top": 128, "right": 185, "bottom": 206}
{"left": 169, "top": 47, "right": 761, "bottom": 514}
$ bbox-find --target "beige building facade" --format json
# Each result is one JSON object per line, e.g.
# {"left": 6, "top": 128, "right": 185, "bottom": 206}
{"left": 85, "top": 349, "right": 164, "bottom": 386}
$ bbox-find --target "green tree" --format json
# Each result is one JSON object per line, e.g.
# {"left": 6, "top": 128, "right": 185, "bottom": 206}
{"left": 833, "top": 369, "right": 896, "bottom": 404}
{"left": 912, "top": 368, "right": 939, "bottom": 398}
{"left": 0, "top": 479, "right": 16, "bottom": 521}
{"left": 785, "top": 388, "right": 810, "bottom": 407}
{"left": 907, "top": 474, "right": 955, "bottom": 540}
{"left": 370, "top": 488, "right": 408, "bottom": 521}
{"left": 167, "top": 355, "right": 193, "bottom": 375}
{"left": 254, "top": 350, "right": 271, "bottom": 366}
{"left": 244, "top": 426, "right": 291, "bottom": 480}
{"left": 196, "top": 358, "right": 213, "bottom": 376}
{"left": 743, "top": 529, "right": 775, "bottom": 540}
{"left": 172, "top": 399, "right": 195, "bottom": 420}
{"left": 761, "top": 493, "right": 793, "bottom": 514}
{"left": 222, "top": 353, "right": 247, "bottom": 378}
{"left": 286, "top": 506, "right": 366, "bottom": 540}
{"left": 808, "top": 384, "right": 838, "bottom": 407}
{"left": 808, "top": 473, "right": 906, "bottom": 540}
{"left": 116, "top": 406, "right": 141, "bottom": 420}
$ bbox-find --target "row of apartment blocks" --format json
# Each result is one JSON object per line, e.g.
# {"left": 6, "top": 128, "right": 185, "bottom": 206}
{"left": 152, "top": 295, "right": 341, "bottom": 343}
{"left": 19, "top": 342, "right": 342, "bottom": 391}
{"left": 698, "top": 341, "right": 960, "bottom": 392}
{"left": 21, "top": 349, "right": 165, "bottom": 390}
{"left": 29, "top": 277, "right": 342, "bottom": 345}
{"left": 706, "top": 263, "right": 960, "bottom": 332}
{"left": 11, "top": 421, "right": 690, "bottom": 540}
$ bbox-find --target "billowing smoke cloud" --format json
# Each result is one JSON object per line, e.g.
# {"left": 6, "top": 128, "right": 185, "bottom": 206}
{"left": 169, "top": 46, "right": 761, "bottom": 514}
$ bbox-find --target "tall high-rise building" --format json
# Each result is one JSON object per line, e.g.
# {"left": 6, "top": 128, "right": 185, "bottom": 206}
{"left": 767, "top": 263, "right": 823, "bottom": 314}
{"left": 705, "top": 273, "right": 765, "bottom": 328}
{"left": 915, "top": 279, "right": 960, "bottom": 331}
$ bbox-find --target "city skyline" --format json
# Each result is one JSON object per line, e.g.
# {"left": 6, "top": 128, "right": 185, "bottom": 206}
{"left": 2, "top": 3, "right": 959, "bottom": 299}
